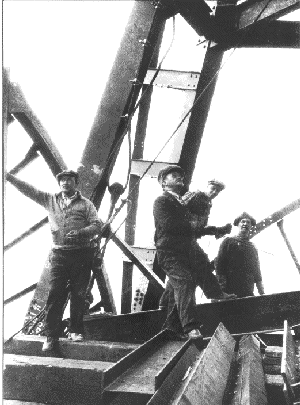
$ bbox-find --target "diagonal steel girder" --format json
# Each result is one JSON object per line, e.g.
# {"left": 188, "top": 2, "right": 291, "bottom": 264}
{"left": 78, "top": 1, "right": 172, "bottom": 208}
{"left": 236, "top": 0, "right": 300, "bottom": 30}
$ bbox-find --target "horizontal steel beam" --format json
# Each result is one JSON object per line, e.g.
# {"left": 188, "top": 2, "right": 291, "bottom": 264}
{"left": 144, "top": 69, "right": 200, "bottom": 90}
{"left": 213, "top": 20, "right": 300, "bottom": 49}
{"left": 84, "top": 291, "right": 300, "bottom": 343}
{"left": 131, "top": 160, "right": 178, "bottom": 178}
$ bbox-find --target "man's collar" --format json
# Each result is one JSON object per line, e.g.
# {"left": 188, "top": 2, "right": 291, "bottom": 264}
{"left": 56, "top": 190, "right": 82, "bottom": 199}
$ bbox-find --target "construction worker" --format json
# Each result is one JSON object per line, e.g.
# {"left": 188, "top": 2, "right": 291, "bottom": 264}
{"left": 6, "top": 170, "right": 106, "bottom": 351}
{"left": 158, "top": 178, "right": 229, "bottom": 310}
{"left": 215, "top": 212, "right": 265, "bottom": 298}
{"left": 153, "top": 165, "right": 235, "bottom": 339}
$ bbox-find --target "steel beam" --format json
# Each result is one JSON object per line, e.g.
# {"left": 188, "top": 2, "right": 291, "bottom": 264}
{"left": 8, "top": 81, "right": 67, "bottom": 176}
{"left": 84, "top": 291, "right": 300, "bottom": 343}
{"left": 179, "top": 46, "right": 225, "bottom": 184}
{"left": 250, "top": 197, "right": 300, "bottom": 238}
{"left": 277, "top": 220, "right": 300, "bottom": 275}
{"left": 78, "top": 1, "right": 171, "bottom": 207}
{"left": 213, "top": 20, "right": 300, "bottom": 50}
{"left": 236, "top": 0, "right": 300, "bottom": 31}
{"left": 122, "top": 25, "right": 164, "bottom": 313}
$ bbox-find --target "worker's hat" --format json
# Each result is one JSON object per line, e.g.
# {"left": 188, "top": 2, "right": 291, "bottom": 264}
{"left": 56, "top": 170, "right": 79, "bottom": 183}
{"left": 233, "top": 212, "right": 256, "bottom": 227}
{"left": 157, "top": 165, "right": 185, "bottom": 185}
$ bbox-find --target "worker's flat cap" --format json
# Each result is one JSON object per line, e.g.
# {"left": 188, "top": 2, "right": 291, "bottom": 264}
{"left": 208, "top": 179, "right": 225, "bottom": 190}
{"left": 157, "top": 165, "right": 185, "bottom": 185}
{"left": 233, "top": 212, "right": 256, "bottom": 226}
{"left": 56, "top": 170, "right": 79, "bottom": 183}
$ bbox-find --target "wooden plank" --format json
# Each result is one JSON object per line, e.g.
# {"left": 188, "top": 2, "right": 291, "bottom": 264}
{"left": 231, "top": 335, "right": 267, "bottom": 405}
{"left": 171, "top": 322, "right": 235, "bottom": 405}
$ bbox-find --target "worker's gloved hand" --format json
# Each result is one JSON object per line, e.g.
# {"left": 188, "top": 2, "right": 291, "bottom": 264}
{"left": 215, "top": 223, "right": 232, "bottom": 239}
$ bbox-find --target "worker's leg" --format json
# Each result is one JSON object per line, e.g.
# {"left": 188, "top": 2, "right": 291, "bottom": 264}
{"left": 157, "top": 250, "right": 199, "bottom": 334}
{"left": 69, "top": 248, "right": 95, "bottom": 335}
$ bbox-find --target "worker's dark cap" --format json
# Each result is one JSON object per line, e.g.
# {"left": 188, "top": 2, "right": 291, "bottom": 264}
{"left": 208, "top": 179, "right": 225, "bottom": 191}
{"left": 56, "top": 170, "right": 79, "bottom": 183}
{"left": 233, "top": 212, "right": 256, "bottom": 226}
{"left": 157, "top": 165, "right": 185, "bottom": 185}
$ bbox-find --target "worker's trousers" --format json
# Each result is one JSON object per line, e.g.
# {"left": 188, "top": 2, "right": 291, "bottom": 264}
{"left": 44, "top": 248, "right": 95, "bottom": 338}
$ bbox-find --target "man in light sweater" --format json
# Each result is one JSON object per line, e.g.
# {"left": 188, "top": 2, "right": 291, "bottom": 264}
{"left": 6, "top": 170, "right": 106, "bottom": 351}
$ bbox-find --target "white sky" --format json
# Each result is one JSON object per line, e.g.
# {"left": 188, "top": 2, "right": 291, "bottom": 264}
{"left": 3, "top": 1, "right": 300, "bottom": 338}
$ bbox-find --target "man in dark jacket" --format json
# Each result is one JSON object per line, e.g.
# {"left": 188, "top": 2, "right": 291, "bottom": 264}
{"left": 215, "top": 212, "right": 265, "bottom": 298}
{"left": 6, "top": 170, "right": 106, "bottom": 351}
{"left": 153, "top": 165, "right": 235, "bottom": 339}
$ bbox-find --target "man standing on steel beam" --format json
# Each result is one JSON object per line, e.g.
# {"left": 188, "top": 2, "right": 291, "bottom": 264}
{"left": 153, "top": 165, "right": 235, "bottom": 339}
{"left": 215, "top": 212, "right": 265, "bottom": 298}
{"left": 6, "top": 170, "right": 107, "bottom": 351}
{"left": 158, "top": 178, "right": 228, "bottom": 310}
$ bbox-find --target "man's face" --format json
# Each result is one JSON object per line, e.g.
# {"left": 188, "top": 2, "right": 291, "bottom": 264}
{"left": 238, "top": 218, "right": 252, "bottom": 235}
{"left": 162, "top": 171, "right": 185, "bottom": 193}
{"left": 207, "top": 184, "right": 221, "bottom": 200}
{"left": 59, "top": 175, "right": 77, "bottom": 195}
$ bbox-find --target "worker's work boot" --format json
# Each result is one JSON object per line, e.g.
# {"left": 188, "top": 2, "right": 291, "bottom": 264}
{"left": 187, "top": 329, "right": 203, "bottom": 340}
{"left": 42, "top": 337, "right": 59, "bottom": 352}
{"left": 68, "top": 333, "right": 84, "bottom": 342}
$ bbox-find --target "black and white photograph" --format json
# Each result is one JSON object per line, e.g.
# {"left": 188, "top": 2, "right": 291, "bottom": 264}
{"left": 2, "top": 1, "right": 300, "bottom": 403}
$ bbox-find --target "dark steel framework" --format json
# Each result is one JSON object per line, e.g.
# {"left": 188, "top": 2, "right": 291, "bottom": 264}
{"left": 3, "top": 0, "right": 300, "bottom": 331}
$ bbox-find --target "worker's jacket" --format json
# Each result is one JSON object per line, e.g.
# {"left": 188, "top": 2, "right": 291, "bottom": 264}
{"left": 7, "top": 174, "right": 103, "bottom": 249}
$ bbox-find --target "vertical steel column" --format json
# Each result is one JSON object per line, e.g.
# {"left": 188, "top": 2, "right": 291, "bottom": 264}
{"left": 121, "top": 25, "right": 166, "bottom": 314}
{"left": 179, "top": 46, "right": 225, "bottom": 184}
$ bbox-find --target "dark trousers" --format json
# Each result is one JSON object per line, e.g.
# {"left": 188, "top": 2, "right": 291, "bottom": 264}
{"left": 44, "top": 248, "right": 94, "bottom": 337}
{"left": 157, "top": 242, "right": 223, "bottom": 334}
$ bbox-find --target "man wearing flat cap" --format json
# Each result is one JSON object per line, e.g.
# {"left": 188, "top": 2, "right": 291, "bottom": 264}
{"left": 182, "top": 179, "right": 226, "bottom": 227}
{"left": 215, "top": 212, "right": 265, "bottom": 298}
{"left": 6, "top": 170, "right": 106, "bottom": 351}
{"left": 153, "top": 165, "right": 235, "bottom": 339}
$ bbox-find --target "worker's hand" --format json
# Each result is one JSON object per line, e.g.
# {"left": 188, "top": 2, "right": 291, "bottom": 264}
{"left": 215, "top": 223, "right": 232, "bottom": 239}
